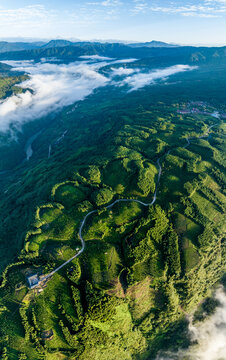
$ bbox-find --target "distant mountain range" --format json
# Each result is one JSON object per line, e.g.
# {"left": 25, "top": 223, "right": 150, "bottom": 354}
{"left": 41, "top": 39, "right": 74, "bottom": 49}
{"left": 0, "top": 39, "right": 177, "bottom": 54}
{"left": 0, "top": 41, "right": 42, "bottom": 54}
{"left": 0, "top": 40, "right": 225, "bottom": 68}
{"left": 128, "top": 40, "right": 179, "bottom": 48}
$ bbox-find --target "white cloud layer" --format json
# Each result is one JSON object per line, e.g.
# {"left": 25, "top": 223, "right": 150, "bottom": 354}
{"left": 0, "top": 59, "right": 197, "bottom": 134}
{"left": 0, "top": 57, "right": 137, "bottom": 133}
{"left": 110, "top": 66, "right": 137, "bottom": 76}
{"left": 156, "top": 287, "right": 226, "bottom": 360}
{"left": 120, "top": 65, "right": 197, "bottom": 91}
{"left": 0, "top": 59, "right": 111, "bottom": 133}
{"left": 79, "top": 55, "right": 114, "bottom": 60}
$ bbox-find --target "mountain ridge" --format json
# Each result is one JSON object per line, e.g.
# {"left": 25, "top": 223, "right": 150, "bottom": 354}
{"left": 0, "top": 43, "right": 225, "bottom": 66}
{"left": 128, "top": 40, "right": 179, "bottom": 48}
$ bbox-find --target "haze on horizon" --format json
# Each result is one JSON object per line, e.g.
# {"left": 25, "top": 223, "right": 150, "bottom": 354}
{"left": 0, "top": 0, "right": 226, "bottom": 46}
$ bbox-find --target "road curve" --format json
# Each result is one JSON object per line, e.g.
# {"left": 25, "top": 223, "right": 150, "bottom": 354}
{"left": 40, "top": 117, "right": 219, "bottom": 284}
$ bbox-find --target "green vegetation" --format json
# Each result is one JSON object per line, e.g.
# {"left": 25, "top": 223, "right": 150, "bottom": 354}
{"left": 92, "top": 188, "right": 114, "bottom": 206}
{"left": 0, "top": 58, "right": 225, "bottom": 359}
{"left": 0, "top": 74, "right": 28, "bottom": 99}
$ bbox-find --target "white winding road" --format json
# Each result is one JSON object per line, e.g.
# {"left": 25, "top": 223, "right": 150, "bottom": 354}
{"left": 40, "top": 116, "right": 219, "bottom": 284}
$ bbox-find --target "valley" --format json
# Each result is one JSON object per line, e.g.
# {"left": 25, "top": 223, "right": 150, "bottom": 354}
{"left": 30, "top": 111, "right": 221, "bottom": 289}
{"left": 0, "top": 45, "right": 225, "bottom": 360}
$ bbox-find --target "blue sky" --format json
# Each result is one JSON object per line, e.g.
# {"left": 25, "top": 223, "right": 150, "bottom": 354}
{"left": 0, "top": 0, "right": 226, "bottom": 45}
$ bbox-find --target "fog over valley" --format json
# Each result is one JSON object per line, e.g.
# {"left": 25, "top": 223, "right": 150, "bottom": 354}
{"left": 0, "top": 57, "right": 197, "bottom": 134}
{"left": 0, "top": 0, "right": 225, "bottom": 358}
{"left": 156, "top": 287, "right": 226, "bottom": 360}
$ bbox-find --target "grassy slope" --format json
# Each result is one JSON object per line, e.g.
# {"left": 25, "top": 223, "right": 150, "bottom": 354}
{"left": 0, "top": 64, "right": 225, "bottom": 359}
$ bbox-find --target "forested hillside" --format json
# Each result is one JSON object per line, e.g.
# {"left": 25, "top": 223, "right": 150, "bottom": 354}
{"left": 0, "top": 48, "right": 225, "bottom": 359}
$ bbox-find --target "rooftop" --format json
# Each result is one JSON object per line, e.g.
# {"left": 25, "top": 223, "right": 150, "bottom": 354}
{"left": 27, "top": 274, "right": 39, "bottom": 289}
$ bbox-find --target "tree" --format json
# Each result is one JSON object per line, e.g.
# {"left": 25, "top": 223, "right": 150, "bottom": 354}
{"left": 1, "top": 347, "right": 8, "bottom": 360}
{"left": 18, "top": 354, "right": 27, "bottom": 360}
{"left": 67, "top": 259, "right": 81, "bottom": 284}
{"left": 137, "top": 166, "right": 156, "bottom": 195}
{"left": 167, "top": 227, "right": 181, "bottom": 277}
{"left": 115, "top": 184, "right": 125, "bottom": 194}
{"left": 92, "top": 188, "right": 113, "bottom": 206}
{"left": 85, "top": 166, "right": 101, "bottom": 184}
{"left": 149, "top": 205, "right": 169, "bottom": 244}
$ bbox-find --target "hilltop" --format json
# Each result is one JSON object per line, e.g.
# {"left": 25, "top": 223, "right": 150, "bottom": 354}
{"left": 0, "top": 43, "right": 225, "bottom": 360}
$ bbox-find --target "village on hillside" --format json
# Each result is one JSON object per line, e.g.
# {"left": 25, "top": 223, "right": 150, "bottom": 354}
{"left": 177, "top": 101, "right": 226, "bottom": 118}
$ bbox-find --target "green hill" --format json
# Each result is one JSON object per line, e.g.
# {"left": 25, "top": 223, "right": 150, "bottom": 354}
{"left": 0, "top": 49, "right": 225, "bottom": 360}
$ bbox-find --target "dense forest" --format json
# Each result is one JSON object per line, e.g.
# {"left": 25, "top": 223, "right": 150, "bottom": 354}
{"left": 0, "top": 46, "right": 225, "bottom": 360}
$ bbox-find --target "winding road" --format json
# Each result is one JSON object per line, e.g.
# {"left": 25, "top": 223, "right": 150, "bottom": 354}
{"left": 40, "top": 115, "right": 219, "bottom": 284}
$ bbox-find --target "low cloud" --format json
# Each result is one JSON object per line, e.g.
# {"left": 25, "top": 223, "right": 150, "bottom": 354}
{"left": 0, "top": 60, "right": 110, "bottom": 133}
{"left": 0, "top": 60, "right": 197, "bottom": 134}
{"left": 109, "top": 58, "right": 138, "bottom": 65}
{"left": 119, "top": 65, "right": 197, "bottom": 91}
{"left": 110, "top": 66, "right": 137, "bottom": 76}
{"left": 156, "top": 287, "right": 226, "bottom": 360}
{"left": 79, "top": 55, "right": 114, "bottom": 61}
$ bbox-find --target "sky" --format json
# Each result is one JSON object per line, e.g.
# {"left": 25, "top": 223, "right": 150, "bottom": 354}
{"left": 0, "top": 0, "right": 225, "bottom": 45}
